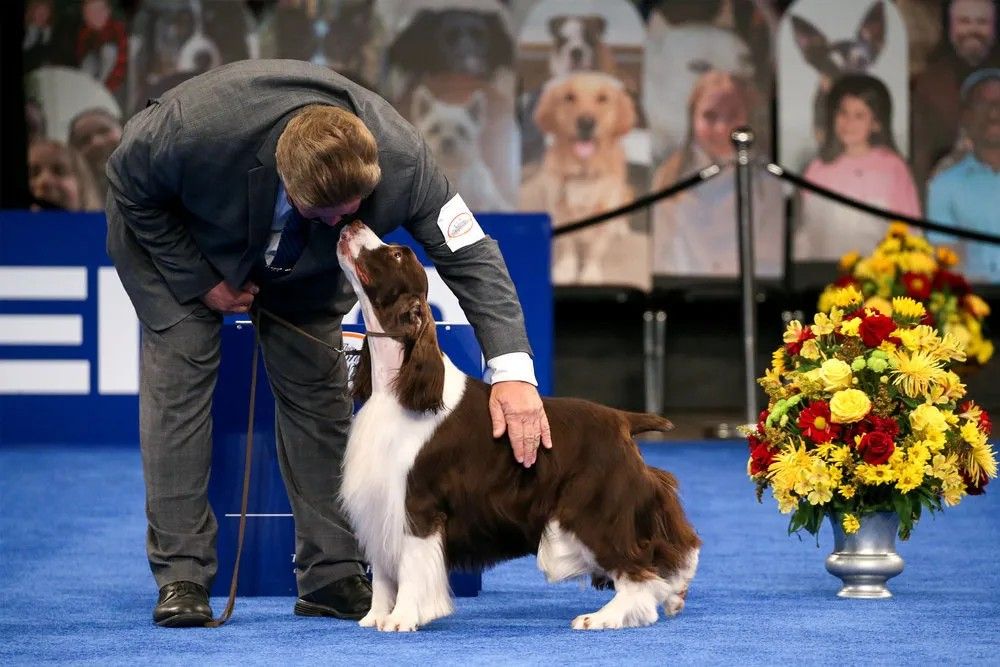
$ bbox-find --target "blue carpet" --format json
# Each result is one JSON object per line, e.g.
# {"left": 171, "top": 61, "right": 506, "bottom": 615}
{"left": 1, "top": 441, "right": 998, "bottom": 665}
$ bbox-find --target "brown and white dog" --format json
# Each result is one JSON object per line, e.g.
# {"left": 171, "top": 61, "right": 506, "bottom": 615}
{"left": 519, "top": 72, "right": 636, "bottom": 285}
{"left": 335, "top": 221, "right": 700, "bottom": 631}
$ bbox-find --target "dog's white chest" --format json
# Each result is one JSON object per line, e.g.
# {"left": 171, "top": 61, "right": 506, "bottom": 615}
{"left": 339, "top": 362, "right": 466, "bottom": 572}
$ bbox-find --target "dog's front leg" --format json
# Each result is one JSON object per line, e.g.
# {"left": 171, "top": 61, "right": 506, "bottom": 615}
{"left": 359, "top": 569, "right": 396, "bottom": 628}
{"left": 377, "top": 532, "right": 454, "bottom": 632}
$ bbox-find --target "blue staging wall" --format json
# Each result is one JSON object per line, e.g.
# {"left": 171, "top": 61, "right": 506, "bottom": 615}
{"left": 0, "top": 211, "right": 551, "bottom": 444}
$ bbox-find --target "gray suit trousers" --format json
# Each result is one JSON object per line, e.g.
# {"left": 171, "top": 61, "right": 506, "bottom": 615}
{"left": 139, "top": 302, "right": 363, "bottom": 595}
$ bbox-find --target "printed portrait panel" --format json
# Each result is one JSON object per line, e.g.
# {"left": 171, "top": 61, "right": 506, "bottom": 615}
{"left": 643, "top": 0, "right": 777, "bottom": 163}
{"left": 378, "top": 0, "right": 519, "bottom": 213}
{"left": 643, "top": 0, "right": 784, "bottom": 282}
{"left": 778, "top": 0, "right": 915, "bottom": 262}
{"left": 910, "top": 0, "right": 1000, "bottom": 193}
{"left": 517, "top": 0, "right": 651, "bottom": 290}
{"left": 127, "top": 0, "right": 257, "bottom": 116}
{"left": 256, "top": 0, "right": 385, "bottom": 91}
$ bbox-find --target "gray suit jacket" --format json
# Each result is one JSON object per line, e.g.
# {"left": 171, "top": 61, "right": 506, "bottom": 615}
{"left": 106, "top": 59, "right": 530, "bottom": 361}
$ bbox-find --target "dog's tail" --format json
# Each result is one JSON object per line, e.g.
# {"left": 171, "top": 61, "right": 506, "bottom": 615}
{"left": 623, "top": 411, "right": 674, "bottom": 436}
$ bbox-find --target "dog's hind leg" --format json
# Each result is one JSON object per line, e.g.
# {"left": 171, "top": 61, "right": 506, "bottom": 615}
{"left": 359, "top": 568, "right": 397, "bottom": 628}
{"left": 377, "top": 531, "right": 454, "bottom": 632}
{"left": 571, "top": 572, "right": 670, "bottom": 630}
{"left": 661, "top": 548, "right": 699, "bottom": 617}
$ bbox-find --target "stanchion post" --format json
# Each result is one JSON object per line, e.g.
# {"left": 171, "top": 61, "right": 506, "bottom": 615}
{"left": 732, "top": 127, "right": 759, "bottom": 426}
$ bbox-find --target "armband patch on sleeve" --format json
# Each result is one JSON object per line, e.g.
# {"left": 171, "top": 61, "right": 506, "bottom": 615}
{"left": 437, "top": 193, "right": 485, "bottom": 252}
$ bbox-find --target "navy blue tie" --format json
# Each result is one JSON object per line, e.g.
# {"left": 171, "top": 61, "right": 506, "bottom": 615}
{"left": 269, "top": 208, "right": 310, "bottom": 273}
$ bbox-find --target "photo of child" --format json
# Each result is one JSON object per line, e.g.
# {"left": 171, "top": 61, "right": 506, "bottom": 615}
{"left": 651, "top": 70, "right": 784, "bottom": 279}
{"left": 27, "top": 139, "right": 101, "bottom": 212}
{"left": 794, "top": 73, "right": 921, "bottom": 261}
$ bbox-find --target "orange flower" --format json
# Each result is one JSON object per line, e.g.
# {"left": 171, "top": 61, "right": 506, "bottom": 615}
{"left": 936, "top": 246, "right": 960, "bottom": 268}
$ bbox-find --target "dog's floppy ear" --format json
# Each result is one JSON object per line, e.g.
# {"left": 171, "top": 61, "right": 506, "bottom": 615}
{"left": 412, "top": 84, "right": 435, "bottom": 123}
{"left": 351, "top": 338, "right": 373, "bottom": 404}
{"left": 533, "top": 80, "right": 561, "bottom": 134}
{"left": 389, "top": 10, "right": 436, "bottom": 73}
{"left": 613, "top": 86, "right": 637, "bottom": 137}
{"left": 582, "top": 15, "right": 606, "bottom": 39}
{"left": 548, "top": 15, "right": 567, "bottom": 39}
{"left": 394, "top": 300, "right": 445, "bottom": 413}
{"left": 484, "top": 12, "right": 513, "bottom": 67}
{"left": 855, "top": 1, "right": 886, "bottom": 64}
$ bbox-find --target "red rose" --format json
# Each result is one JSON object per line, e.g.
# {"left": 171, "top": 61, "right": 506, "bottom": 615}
{"left": 859, "top": 312, "right": 897, "bottom": 347}
{"left": 901, "top": 272, "right": 932, "bottom": 300}
{"left": 749, "top": 440, "right": 776, "bottom": 475}
{"left": 857, "top": 431, "right": 895, "bottom": 465}
{"left": 797, "top": 401, "right": 840, "bottom": 444}
{"left": 785, "top": 325, "right": 816, "bottom": 355}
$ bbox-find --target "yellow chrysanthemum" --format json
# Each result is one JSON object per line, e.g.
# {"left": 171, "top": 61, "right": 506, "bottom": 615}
{"left": 888, "top": 222, "right": 911, "bottom": 237}
{"left": 839, "top": 251, "right": 861, "bottom": 272}
{"left": 771, "top": 348, "right": 786, "bottom": 374}
{"left": 894, "top": 324, "right": 940, "bottom": 352}
{"left": 774, "top": 488, "right": 798, "bottom": 514}
{"left": 891, "top": 296, "right": 926, "bottom": 321}
{"left": 830, "top": 285, "right": 864, "bottom": 309}
{"left": 865, "top": 296, "right": 893, "bottom": 316}
{"left": 839, "top": 484, "right": 857, "bottom": 500}
{"left": 896, "top": 251, "right": 937, "bottom": 275}
{"left": 963, "top": 294, "right": 990, "bottom": 319}
{"left": 934, "top": 331, "right": 968, "bottom": 364}
{"left": 961, "top": 422, "right": 998, "bottom": 480}
{"left": 936, "top": 246, "right": 959, "bottom": 267}
{"left": 768, "top": 443, "right": 812, "bottom": 494}
{"left": 841, "top": 514, "right": 861, "bottom": 534}
{"left": 856, "top": 463, "right": 896, "bottom": 485}
{"left": 905, "top": 234, "right": 933, "bottom": 254}
{"left": 879, "top": 237, "right": 902, "bottom": 254}
{"left": 888, "top": 349, "right": 948, "bottom": 398}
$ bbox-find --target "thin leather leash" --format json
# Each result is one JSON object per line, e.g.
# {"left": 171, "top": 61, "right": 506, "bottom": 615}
{"left": 205, "top": 304, "right": 410, "bottom": 626}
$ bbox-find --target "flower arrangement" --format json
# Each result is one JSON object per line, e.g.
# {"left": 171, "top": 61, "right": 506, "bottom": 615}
{"left": 747, "top": 284, "right": 997, "bottom": 540}
{"left": 818, "top": 223, "right": 993, "bottom": 368}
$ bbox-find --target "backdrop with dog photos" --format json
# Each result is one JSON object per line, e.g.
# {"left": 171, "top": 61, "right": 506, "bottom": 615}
{"left": 517, "top": 0, "right": 652, "bottom": 290}
{"left": 17, "top": 0, "right": 1000, "bottom": 287}
{"left": 644, "top": 0, "right": 785, "bottom": 281}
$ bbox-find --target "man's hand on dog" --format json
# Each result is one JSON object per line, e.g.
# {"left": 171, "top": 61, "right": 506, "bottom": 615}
{"left": 489, "top": 381, "right": 553, "bottom": 468}
{"left": 201, "top": 280, "right": 259, "bottom": 314}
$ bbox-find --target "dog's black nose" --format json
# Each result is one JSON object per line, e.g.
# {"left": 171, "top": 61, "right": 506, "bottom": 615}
{"left": 576, "top": 116, "right": 595, "bottom": 139}
{"left": 570, "top": 47, "right": 584, "bottom": 65}
{"left": 440, "top": 136, "right": 456, "bottom": 155}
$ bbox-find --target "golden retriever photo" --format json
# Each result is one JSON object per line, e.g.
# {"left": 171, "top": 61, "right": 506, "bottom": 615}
{"left": 520, "top": 72, "right": 644, "bottom": 286}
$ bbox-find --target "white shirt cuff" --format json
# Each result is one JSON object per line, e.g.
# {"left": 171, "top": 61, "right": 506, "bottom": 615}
{"left": 483, "top": 352, "right": 537, "bottom": 386}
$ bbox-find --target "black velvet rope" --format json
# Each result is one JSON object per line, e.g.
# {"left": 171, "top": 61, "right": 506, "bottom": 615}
{"left": 766, "top": 163, "right": 1000, "bottom": 246}
{"left": 551, "top": 164, "right": 723, "bottom": 237}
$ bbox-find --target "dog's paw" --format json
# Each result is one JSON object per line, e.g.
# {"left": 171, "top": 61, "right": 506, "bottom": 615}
{"left": 377, "top": 609, "right": 419, "bottom": 632}
{"left": 572, "top": 612, "right": 622, "bottom": 631}
{"left": 359, "top": 610, "right": 388, "bottom": 628}
{"left": 664, "top": 590, "right": 686, "bottom": 617}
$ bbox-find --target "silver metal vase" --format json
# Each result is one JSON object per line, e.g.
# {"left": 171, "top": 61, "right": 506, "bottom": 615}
{"left": 825, "top": 512, "right": 905, "bottom": 599}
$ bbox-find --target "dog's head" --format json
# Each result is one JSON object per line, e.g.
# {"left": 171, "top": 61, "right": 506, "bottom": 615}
{"left": 548, "top": 15, "right": 606, "bottom": 75}
{"left": 411, "top": 85, "right": 486, "bottom": 167}
{"left": 534, "top": 72, "right": 635, "bottom": 160}
{"left": 792, "top": 1, "right": 886, "bottom": 81}
{"left": 337, "top": 221, "right": 444, "bottom": 412}
{"left": 389, "top": 9, "right": 513, "bottom": 79}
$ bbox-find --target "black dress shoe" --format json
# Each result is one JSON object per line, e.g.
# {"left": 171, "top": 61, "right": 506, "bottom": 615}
{"left": 294, "top": 574, "right": 372, "bottom": 620}
{"left": 153, "top": 581, "right": 213, "bottom": 627}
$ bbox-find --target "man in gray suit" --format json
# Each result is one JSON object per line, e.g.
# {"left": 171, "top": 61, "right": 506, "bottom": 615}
{"left": 106, "top": 60, "right": 551, "bottom": 627}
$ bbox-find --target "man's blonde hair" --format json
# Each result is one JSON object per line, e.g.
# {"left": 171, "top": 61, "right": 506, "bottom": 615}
{"left": 275, "top": 105, "right": 381, "bottom": 209}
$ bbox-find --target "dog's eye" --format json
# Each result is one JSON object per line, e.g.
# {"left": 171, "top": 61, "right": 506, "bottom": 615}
{"left": 563, "top": 92, "right": 576, "bottom": 103}
{"left": 688, "top": 59, "right": 712, "bottom": 74}
{"left": 392, "top": 250, "right": 402, "bottom": 261}
{"left": 596, "top": 92, "right": 608, "bottom": 104}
